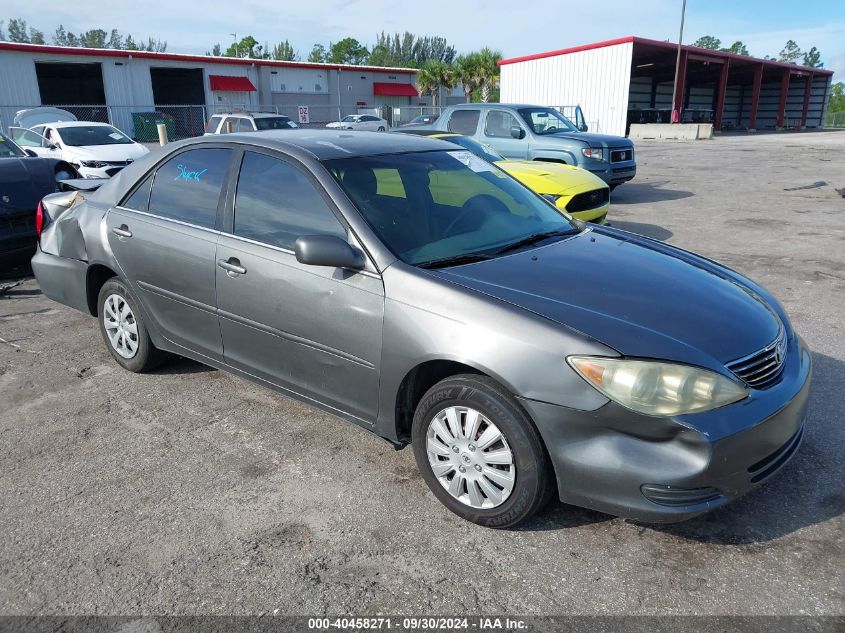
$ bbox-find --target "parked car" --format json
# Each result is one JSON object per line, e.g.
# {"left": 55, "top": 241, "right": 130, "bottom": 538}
{"left": 400, "top": 114, "right": 438, "bottom": 127}
{"left": 326, "top": 114, "right": 389, "bottom": 131}
{"left": 400, "top": 130, "right": 609, "bottom": 224}
{"left": 402, "top": 103, "right": 636, "bottom": 189}
{"left": 205, "top": 112, "right": 298, "bottom": 135}
{"left": 0, "top": 130, "right": 83, "bottom": 257}
{"left": 10, "top": 108, "right": 149, "bottom": 179}
{"left": 31, "top": 130, "right": 810, "bottom": 528}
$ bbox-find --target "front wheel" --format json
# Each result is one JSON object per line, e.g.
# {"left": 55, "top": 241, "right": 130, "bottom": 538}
{"left": 411, "top": 374, "right": 554, "bottom": 528}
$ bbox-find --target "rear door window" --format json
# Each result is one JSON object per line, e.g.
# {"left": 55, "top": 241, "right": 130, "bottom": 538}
{"left": 485, "top": 110, "right": 521, "bottom": 138}
{"left": 148, "top": 148, "right": 232, "bottom": 228}
{"left": 122, "top": 175, "right": 153, "bottom": 212}
{"left": 447, "top": 109, "right": 481, "bottom": 135}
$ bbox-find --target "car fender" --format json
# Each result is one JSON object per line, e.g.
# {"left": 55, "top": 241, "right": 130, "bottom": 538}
{"left": 528, "top": 148, "right": 580, "bottom": 166}
{"left": 375, "top": 262, "right": 615, "bottom": 441}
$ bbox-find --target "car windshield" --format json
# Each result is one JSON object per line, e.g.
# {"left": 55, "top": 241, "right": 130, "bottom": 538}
{"left": 0, "top": 132, "right": 25, "bottom": 157}
{"left": 325, "top": 150, "right": 578, "bottom": 267}
{"left": 57, "top": 125, "right": 134, "bottom": 146}
{"left": 518, "top": 108, "right": 579, "bottom": 135}
{"left": 341, "top": 116, "right": 361, "bottom": 123}
{"left": 442, "top": 135, "right": 504, "bottom": 163}
{"left": 254, "top": 116, "right": 294, "bottom": 130}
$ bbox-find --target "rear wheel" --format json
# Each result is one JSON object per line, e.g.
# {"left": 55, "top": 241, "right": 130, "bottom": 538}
{"left": 97, "top": 278, "right": 166, "bottom": 372}
{"left": 377, "top": 126, "right": 386, "bottom": 132}
{"left": 411, "top": 374, "right": 554, "bottom": 528}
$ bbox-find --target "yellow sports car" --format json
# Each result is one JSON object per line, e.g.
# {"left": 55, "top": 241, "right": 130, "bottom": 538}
{"left": 400, "top": 131, "right": 610, "bottom": 224}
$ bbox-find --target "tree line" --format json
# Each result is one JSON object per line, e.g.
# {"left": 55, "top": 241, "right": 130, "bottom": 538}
{"left": 0, "top": 17, "right": 166, "bottom": 51}
{"left": 691, "top": 35, "right": 823, "bottom": 67}
{"left": 210, "top": 31, "right": 500, "bottom": 104}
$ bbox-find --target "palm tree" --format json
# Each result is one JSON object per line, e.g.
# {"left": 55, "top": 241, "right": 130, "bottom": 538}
{"left": 476, "top": 47, "right": 502, "bottom": 103}
{"left": 415, "top": 61, "right": 440, "bottom": 106}
{"left": 453, "top": 53, "right": 481, "bottom": 103}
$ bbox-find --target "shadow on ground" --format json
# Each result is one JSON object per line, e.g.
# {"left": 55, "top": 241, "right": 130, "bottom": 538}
{"left": 612, "top": 180, "right": 693, "bottom": 205}
{"left": 516, "top": 351, "right": 844, "bottom": 544}
{"left": 607, "top": 220, "right": 674, "bottom": 241}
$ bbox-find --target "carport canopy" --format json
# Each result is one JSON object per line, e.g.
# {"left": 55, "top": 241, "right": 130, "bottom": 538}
{"left": 373, "top": 82, "right": 419, "bottom": 97}
{"left": 209, "top": 75, "right": 256, "bottom": 91}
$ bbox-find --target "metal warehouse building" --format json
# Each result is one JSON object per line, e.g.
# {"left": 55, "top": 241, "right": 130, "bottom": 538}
{"left": 499, "top": 36, "right": 834, "bottom": 137}
{"left": 0, "top": 42, "right": 422, "bottom": 138}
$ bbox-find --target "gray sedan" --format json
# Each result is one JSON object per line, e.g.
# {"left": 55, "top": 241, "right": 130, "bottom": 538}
{"left": 32, "top": 131, "right": 810, "bottom": 527}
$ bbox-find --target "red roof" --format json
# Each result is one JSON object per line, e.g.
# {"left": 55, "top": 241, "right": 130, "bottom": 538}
{"left": 209, "top": 75, "right": 256, "bottom": 91}
{"left": 373, "top": 82, "right": 419, "bottom": 97}
{"left": 0, "top": 42, "right": 418, "bottom": 74}
{"left": 498, "top": 36, "right": 833, "bottom": 75}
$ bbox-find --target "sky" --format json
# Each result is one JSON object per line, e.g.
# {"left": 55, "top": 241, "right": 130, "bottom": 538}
{"left": 5, "top": 0, "right": 843, "bottom": 80}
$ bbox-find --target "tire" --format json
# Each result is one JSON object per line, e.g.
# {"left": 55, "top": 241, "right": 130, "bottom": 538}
{"left": 411, "top": 374, "right": 554, "bottom": 528}
{"left": 97, "top": 278, "right": 167, "bottom": 372}
{"left": 377, "top": 126, "right": 386, "bottom": 132}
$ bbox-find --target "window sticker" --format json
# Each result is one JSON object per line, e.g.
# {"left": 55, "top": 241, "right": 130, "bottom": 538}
{"left": 174, "top": 164, "right": 208, "bottom": 182}
{"left": 447, "top": 150, "right": 494, "bottom": 173}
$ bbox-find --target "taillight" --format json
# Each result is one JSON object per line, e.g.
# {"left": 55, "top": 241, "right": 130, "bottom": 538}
{"left": 35, "top": 200, "right": 44, "bottom": 239}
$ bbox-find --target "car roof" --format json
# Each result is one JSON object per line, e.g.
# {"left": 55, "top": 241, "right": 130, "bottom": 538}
{"left": 223, "top": 112, "right": 289, "bottom": 119}
{"left": 173, "top": 129, "right": 457, "bottom": 160}
{"left": 448, "top": 103, "right": 546, "bottom": 110}
{"left": 50, "top": 121, "right": 118, "bottom": 128}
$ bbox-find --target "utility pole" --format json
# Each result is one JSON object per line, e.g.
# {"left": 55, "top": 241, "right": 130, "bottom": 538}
{"left": 230, "top": 32, "right": 238, "bottom": 57}
{"left": 671, "top": 0, "right": 687, "bottom": 123}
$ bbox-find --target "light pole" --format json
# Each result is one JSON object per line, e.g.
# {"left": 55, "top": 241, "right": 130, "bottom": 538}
{"left": 230, "top": 32, "right": 238, "bottom": 57}
{"left": 671, "top": 0, "right": 687, "bottom": 123}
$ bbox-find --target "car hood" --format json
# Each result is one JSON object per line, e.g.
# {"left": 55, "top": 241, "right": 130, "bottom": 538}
{"left": 541, "top": 131, "right": 633, "bottom": 148}
{"left": 431, "top": 228, "right": 780, "bottom": 368}
{"left": 495, "top": 160, "right": 608, "bottom": 195}
{"left": 0, "top": 157, "right": 57, "bottom": 212}
{"left": 64, "top": 144, "right": 149, "bottom": 162}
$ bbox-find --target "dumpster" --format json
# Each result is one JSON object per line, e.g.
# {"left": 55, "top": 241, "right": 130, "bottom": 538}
{"left": 131, "top": 112, "right": 176, "bottom": 142}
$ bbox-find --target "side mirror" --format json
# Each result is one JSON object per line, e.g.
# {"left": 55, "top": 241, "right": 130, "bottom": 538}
{"left": 24, "top": 149, "right": 38, "bottom": 157}
{"left": 294, "top": 234, "right": 365, "bottom": 270}
{"left": 510, "top": 126, "right": 525, "bottom": 139}
{"left": 48, "top": 143, "right": 59, "bottom": 150}
{"left": 577, "top": 123, "right": 589, "bottom": 132}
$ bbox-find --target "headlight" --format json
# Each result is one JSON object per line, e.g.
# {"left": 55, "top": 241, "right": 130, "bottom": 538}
{"left": 581, "top": 147, "right": 605, "bottom": 161}
{"left": 567, "top": 356, "right": 747, "bottom": 416}
{"left": 80, "top": 160, "right": 108, "bottom": 168}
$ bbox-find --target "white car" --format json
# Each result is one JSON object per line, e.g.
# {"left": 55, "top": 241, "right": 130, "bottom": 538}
{"left": 204, "top": 112, "right": 298, "bottom": 135}
{"left": 10, "top": 108, "right": 149, "bottom": 179}
{"left": 326, "top": 114, "right": 389, "bottom": 131}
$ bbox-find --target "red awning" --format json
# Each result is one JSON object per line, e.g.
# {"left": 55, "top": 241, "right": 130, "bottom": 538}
{"left": 209, "top": 75, "right": 256, "bottom": 91}
{"left": 373, "top": 82, "right": 419, "bottom": 97}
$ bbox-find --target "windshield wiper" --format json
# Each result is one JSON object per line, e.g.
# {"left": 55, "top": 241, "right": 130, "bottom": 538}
{"left": 494, "top": 229, "right": 576, "bottom": 256}
{"left": 417, "top": 253, "right": 493, "bottom": 269}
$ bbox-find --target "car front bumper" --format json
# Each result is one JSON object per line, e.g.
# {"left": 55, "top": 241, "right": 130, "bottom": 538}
{"left": 518, "top": 333, "right": 812, "bottom": 523}
{"left": 586, "top": 162, "right": 637, "bottom": 185}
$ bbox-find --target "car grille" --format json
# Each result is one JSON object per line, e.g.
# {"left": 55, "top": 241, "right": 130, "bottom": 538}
{"left": 610, "top": 148, "right": 634, "bottom": 163}
{"left": 565, "top": 188, "right": 610, "bottom": 213}
{"left": 726, "top": 330, "right": 787, "bottom": 389}
{"left": 747, "top": 424, "right": 803, "bottom": 483}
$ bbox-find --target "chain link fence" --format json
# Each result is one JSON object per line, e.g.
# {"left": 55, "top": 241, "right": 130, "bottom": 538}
{"left": 824, "top": 111, "right": 845, "bottom": 128}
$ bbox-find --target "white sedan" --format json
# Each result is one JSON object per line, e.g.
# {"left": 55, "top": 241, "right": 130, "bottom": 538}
{"left": 326, "top": 114, "right": 389, "bottom": 131}
{"left": 10, "top": 108, "right": 149, "bottom": 179}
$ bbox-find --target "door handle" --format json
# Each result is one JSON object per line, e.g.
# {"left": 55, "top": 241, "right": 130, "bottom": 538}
{"left": 112, "top": 224, "right": 132, "bottom": 238}
{"left": 217, "top": 257, "right": 247, "bottom": 275}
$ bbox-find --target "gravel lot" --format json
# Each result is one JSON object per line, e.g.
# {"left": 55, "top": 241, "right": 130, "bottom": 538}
{"left": 1, "top": 131, "right": 843, "bottom": 617}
